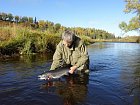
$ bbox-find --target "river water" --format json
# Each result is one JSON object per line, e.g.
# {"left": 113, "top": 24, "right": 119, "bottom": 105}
{"left": 0, "top": 42, "right": 140, "bottom": 105}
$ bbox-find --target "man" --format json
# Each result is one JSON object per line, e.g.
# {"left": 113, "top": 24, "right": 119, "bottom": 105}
{"left": 50, "top": 30, "right": 89, "bottom": 74}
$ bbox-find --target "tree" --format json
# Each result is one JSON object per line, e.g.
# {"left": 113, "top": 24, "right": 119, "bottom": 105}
{"left": 0, "top": 13, "right": 2, "bottom": 20}
{"left": 54, "top": 23, "right": 61, "bottom": 32}
{"left": 34, "top": 17, "right": 37, "bottom": 24}
{"left": 15, "top": 15, "right": 20, "bottom": 23}
{"left": 2, "top": 12, "right": 8, "bottom": 20}
{"left": 28, "top": 17, "right": 33, "bottom": 23}
{"left": 119, "top": 0, "right": 140, "bottom": 34}
{"left": 7, "top": 13, "right": 13, "bottom": 21}
{"left": 20, "top": 16, "right": 28, "bottom": 23}
{"left": 119, "top": 21, "right": 128, "bottom": 34}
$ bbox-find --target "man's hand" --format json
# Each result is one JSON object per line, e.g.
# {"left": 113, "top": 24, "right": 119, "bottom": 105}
{"left": 69, "top": 65, "right": 77, "bottom": 74}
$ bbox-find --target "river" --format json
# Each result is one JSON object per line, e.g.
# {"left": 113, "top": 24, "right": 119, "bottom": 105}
{"left": 0, "top": 42, "right": 140, "bottom": 105}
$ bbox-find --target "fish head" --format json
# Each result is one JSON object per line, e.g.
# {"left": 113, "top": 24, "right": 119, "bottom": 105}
{"left": 38, "top": 73, "right": 54, "bottom": 80}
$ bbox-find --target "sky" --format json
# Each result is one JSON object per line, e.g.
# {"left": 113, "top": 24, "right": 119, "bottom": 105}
{"left": 0, "top": 0, "right": 138, "bottom": 36}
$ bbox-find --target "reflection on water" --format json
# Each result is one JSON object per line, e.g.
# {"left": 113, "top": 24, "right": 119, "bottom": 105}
{"left": 41, "top": 74, "right": 89, "bottom": 105}
{"left": 0, "top": 42, "right": 140, "bottom": 105}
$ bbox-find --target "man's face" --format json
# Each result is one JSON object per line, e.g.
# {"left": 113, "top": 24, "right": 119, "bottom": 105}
{"left": 63, "top": 40, "right": 72, "bottom": 47}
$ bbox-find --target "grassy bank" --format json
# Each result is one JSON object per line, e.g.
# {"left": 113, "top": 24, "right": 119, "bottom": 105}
{"left": 0, "top": 26, "right": 94, "bottom": 56}
{"left": 92, "top": 36, "right": 140, "bottom": 43}
{"left": 0, "top": 25, "right": 139, "bottom": 57}
{"left": 0, "top": 26, "right": 61, "bottom": 56}
{"left": 119, "top": 36, "right": 140, "bottom": 43}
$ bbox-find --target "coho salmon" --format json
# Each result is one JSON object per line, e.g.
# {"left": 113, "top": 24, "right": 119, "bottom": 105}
{"left": 38, "top": 66, "right": 70, "bottom": 80}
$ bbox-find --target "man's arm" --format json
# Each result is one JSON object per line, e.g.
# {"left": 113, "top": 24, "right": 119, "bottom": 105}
{"left": 69, "top": 43, "right": 89, "bottom": 74}
{"left": 50, "top": 43, "right": 62, "bottom": 70}
{"left": 75, "top": 44, "right": 89, "bottom": 68}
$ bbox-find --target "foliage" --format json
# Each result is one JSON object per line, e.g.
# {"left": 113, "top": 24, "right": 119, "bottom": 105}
{"left": 15, "top": 15, "right": 20, "bottom": 23}
{"left": 28, "top": 17, "right": 33, "bottom": 23}
{"left": 7, "top": 13, "right": 13, "bottom": 21}
{"left": 0, "top": 26, "right": 61, "bottom": 55}
{"left": 54, "top": 23, "right": 61, "bottom": 31}
{"left": 0, "top": 12, "right": 115, "bottom": 39}
{"left": 80, "top": 35, "right": 94, "bottom": 45}
{"left": 0, "top": 12, "right": 118, "bottom": 56}
{"left": 119, "top": 0, "right": 140, "bottom": 34}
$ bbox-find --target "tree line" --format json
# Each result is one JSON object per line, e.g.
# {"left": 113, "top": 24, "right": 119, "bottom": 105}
{"left": 0, "top": 12, "right": 115, "bottom": 39}
{"left": 0, "top": 12, "right": 34, "bottom": 23}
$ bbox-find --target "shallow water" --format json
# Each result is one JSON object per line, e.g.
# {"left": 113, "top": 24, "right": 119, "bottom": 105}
{"left": 0, "top": 43, "right": 140, "bottom": 105}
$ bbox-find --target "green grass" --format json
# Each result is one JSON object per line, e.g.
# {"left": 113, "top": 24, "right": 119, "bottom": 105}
{"left": 0, "top": 26, "right": 61, "bottom": 55}
{"left": 1, "top": 25, "right": 138, "bottom": 56}
{"left": 0, "top": 25, "right": 95, "bottom": 56}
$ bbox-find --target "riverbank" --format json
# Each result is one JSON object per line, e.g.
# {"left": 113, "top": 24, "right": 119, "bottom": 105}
{"left": 0, "top": 26, "right": 94, "bottom": 57}
{"left": 0, "top": 23, "right": 139, "bottom": 57}
{"left": 92, "top": 36, "right": 140, "bottom": 43}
